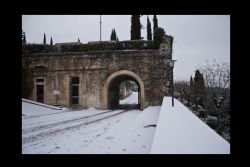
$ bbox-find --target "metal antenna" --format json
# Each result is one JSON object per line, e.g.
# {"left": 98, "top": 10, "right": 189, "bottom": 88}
{"left": 100, "top": 15, "right": 102, "bottom": 41}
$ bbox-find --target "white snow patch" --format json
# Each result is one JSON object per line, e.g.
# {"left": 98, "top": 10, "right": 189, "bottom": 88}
{"left": 120, "top": 92, "right": 138, "bottom": 105}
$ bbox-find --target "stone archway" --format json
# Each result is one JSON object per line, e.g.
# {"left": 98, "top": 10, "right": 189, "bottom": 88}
{"left": 103, "top": 70, "right": 145, "bottom": 109}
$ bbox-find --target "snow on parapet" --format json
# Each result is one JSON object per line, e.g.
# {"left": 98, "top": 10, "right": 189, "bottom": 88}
{"left": 150, "top": 96, "right": 230, "bottom": 154}
{"left": 22, "top": 98, "right": 62, "bottom": 110}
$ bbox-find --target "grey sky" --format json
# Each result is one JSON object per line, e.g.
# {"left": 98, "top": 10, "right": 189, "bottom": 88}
{"left": 22, "top": 15, "right": 230, "bottom": 81}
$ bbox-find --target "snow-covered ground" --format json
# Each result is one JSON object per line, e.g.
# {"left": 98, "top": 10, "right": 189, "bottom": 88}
{"left": 22, "top": 92, "right": 160, "bottom": 154}
{"left": 120, "top": 92, "right": 138, "bottom": 105}
{"left": 150, "top": 97, "right": 230, "bottom": 154}
{"left": 22, "top": 93, "right": 229, "bottom": 154}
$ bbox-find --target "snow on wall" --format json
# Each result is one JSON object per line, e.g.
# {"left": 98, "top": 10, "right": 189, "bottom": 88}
{"left": 150, "top": 97, "right": 230, "bottom": 154}
{"left": 22, "top": 99, "right": 65, "bottom": 117}
{"left": 22, "top": 98, "right": 62, "bottom": 110}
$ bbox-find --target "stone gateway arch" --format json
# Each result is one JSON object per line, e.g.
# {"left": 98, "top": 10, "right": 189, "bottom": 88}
{"left": 22, "top": 35, "right": 174, "bottom": 109}
{"left": 103, "top": 70, "right": 145, "bottom": 109}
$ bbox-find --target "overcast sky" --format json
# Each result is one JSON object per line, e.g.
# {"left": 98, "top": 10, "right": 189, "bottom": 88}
{"left": 22, "top": 15, "right": 230, "bottom": 81}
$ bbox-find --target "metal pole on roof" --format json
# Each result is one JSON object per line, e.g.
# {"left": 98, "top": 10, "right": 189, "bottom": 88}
{"left": 100, "top": 15, "right": 102, "bottom": 41}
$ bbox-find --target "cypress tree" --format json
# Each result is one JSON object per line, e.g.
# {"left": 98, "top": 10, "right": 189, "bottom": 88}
{"left": 130, "top": 15, "right": 141, "bottom": 40}
{"left": 190, "top": 76, "right": 194, "bottom": 103}
{"left": 153, "top": 27, "right": 165, "bottom": 49}
{"left": 43, "top": 33, "right": 46, "bottom": 44}
{"left": 194, "top": 70, "right": 206, "bottom": 106}
{"left": 153, "top": 15, "right": 158, "bottom": 31}
{"left": 110, "top": 29, "right": 113, "bottom": 40}
{"left": 111, "top": 29, "right": 118, "bottom": 41}
{"left": 110, "top": 29, "right": 114, "bottom": 41}
{"left": 23, "top": 34, "right": 26, "bottom": 44}
{"left": 190, "top": 76, "right": 194, "bottom": 93}
{"left": 153, "top": 15, "right": 159, "bottom": 41}
{"left": 78, "top": 38, "right": 80, "bottom": 43}
{"left": 147, "top": 16, "right": 152, "bottom": 40}
{"left": 22, "top": 29, "right": 26, "bottom": 44}
{"left": 113, "top": 29, "right": 117, "bottom": 40}
{"left": 50, "top": 37, "right": 53, "bottom": 45}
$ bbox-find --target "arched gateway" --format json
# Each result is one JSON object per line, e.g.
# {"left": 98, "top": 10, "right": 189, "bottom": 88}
{"left": 103, "top": 70, "right": 145, "bottom": 109}
{"left": 22, "top": 36, "right": 173, "bottom": 109}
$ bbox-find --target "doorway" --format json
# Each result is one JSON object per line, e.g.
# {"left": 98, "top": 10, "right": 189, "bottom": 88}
{"left": 36, "top": 85, "right": 44, "bottom": 103}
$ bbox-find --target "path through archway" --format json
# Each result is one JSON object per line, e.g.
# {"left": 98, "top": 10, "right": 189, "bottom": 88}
{"left": 103, "top": 70, "right": 145, "bottom": 110}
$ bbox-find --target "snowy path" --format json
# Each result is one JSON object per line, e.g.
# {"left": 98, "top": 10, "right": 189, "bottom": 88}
{"left": 120, "top": 91, "right": 138, "bottom": 105}
{"left": 22, "top": 109, "right": 131, "bottom": 145}
{"left": 96, "top": 106, "right": 160, "bottom": 154}
{"left": 22, "top": 92, "right": 160, "bottom": 154}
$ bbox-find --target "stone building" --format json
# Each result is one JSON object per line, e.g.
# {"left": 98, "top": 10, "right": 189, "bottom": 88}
{"left": 22, "top": 35, "right": 174, "bottom": 109}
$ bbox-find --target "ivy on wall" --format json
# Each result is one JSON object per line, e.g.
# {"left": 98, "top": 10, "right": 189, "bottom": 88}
{"left": 22, "top": 40, "right": 156, "bottom": 54}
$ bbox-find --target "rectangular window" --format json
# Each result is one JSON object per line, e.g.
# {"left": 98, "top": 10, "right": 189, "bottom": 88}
{"left": 72, "top": 86, "right": 78, "bottom": 97}
{"left": 71, "top": 77, "right": 79, "bottom": 105}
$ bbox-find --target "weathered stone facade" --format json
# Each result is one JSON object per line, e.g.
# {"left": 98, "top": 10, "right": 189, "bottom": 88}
{"left": 22, "top": 35, "right": 174, "bottom": 109}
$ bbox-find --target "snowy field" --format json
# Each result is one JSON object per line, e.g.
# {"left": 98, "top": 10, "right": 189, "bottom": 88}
{"left": 22, "top": 92, "right": 160, "bottom": 154}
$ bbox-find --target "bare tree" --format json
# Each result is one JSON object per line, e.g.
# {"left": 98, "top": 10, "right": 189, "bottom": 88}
{"left": 199, "top": 60, "right": 230, "bottom": 98}
{"left": 199, "top": 60, "right": 230, "bottom": 118}
{"left": 174, "top": 80, "right": 191, "bottom": 105}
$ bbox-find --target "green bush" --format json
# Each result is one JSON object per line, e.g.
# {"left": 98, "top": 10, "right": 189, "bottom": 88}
{"left": 153, "top": 27, "right": 165, "bottom": 49}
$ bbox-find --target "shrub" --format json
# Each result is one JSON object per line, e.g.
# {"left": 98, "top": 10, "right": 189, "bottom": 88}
{"left": 153, "top": 27, "right": 165, "bottom": 49}
{"left": 206, "top": 115, "right": 218, "bottom": 129}
{"left": 197, "top": 108, "right": 207, "bottom": 118}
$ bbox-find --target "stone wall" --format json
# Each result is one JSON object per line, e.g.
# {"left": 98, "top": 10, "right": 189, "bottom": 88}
{"left": 22, "top": 35, "right": 174, "bottom": 109}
